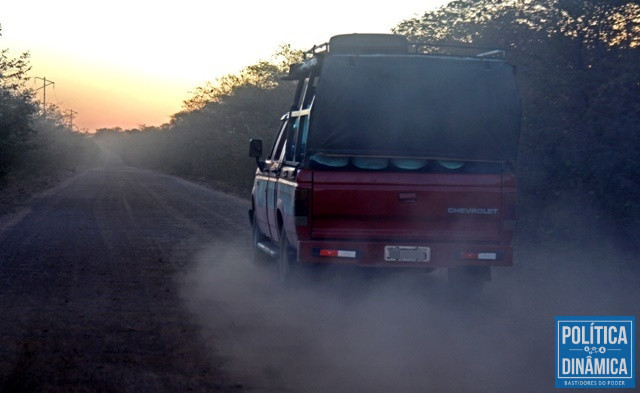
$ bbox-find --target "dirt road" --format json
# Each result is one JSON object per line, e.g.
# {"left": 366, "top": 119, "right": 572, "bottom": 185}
{"left": 0, "top": 166, "right": 248, "bottom": 392}
{"left": 1, "top": 165, "right": 638, "bottom": 392}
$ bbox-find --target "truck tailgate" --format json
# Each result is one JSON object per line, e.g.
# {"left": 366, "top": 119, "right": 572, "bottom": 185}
{"left": 311, "top": 171, "right": 505, "bottom": 243}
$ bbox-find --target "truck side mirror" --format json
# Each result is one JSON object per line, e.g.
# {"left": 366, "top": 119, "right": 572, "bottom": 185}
{"left": 249, "top": 139, "right": 263, "bottom": 158}
{"left": 249, "top": 139, "right": 265, "bottom": 171}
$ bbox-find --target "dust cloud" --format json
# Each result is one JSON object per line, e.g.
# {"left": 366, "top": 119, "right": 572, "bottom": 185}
{"left": 180, "top": 236, "right": 639, "bottom": 393}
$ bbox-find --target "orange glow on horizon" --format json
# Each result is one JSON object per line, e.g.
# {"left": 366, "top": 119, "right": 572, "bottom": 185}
{"left": 29, "top": 53, "right": 192, "bottom": 131}
{"left": 5, "top": 0, "right": 450, "bottom": 132}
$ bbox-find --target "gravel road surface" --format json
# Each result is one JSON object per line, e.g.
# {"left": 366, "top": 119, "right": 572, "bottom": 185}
{"left": 0, "top": 165, "right": 638, "bottom": 393}
{"left": 0, "top": 166, "right": 248, "bottom": 392}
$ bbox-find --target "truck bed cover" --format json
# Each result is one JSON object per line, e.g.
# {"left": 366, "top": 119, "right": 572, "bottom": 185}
{"left": 307, "top": 54, "right": 521, "bottom": 162}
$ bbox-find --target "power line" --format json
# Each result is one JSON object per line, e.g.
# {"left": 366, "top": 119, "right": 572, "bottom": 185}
{"left": 35, "top": 76, "right": 55, "bottom": 116}
{"left": 65, "top": 109, "right": 78, "bottom": 131}
{"left": 52, "top": 84, "right": 62, "bottom": 106}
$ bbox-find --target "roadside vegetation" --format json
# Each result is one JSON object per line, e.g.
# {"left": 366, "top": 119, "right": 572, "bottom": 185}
{"left": 2, "top": 1, "right": 639, "bottom": 248}
{"left": 0, "top": 27, "right": 99, "bottom": 212}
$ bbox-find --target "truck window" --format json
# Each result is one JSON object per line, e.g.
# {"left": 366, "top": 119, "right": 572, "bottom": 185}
{"left": 284, "top": 119, "right": 298, "bottom": 163}
{"left": 268, "top": 119, "right": 288, "bottom": 161}
{"left": 297, "top": 115, "right": 309, "bottom": 161}
{"left": 284, "top": 116, "right": 310, "bottom": 164}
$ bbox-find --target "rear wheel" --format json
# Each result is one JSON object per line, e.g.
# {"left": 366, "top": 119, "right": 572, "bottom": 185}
{"left": 251, "top": 215, "right": 269, "bottom": 265}
{"left": 278, "top": 227, "right": 296, "bottom": 283}
{"left": 448, "top": 266, "right": 489, "bottom": 298}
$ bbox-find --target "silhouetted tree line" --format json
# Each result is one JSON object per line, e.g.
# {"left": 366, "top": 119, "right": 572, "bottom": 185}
{"left": 0, "top": 27, "right": 99, "bottom": 185}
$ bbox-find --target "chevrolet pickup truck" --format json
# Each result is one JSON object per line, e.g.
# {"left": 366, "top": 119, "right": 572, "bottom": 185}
{"left": 248, "top": 34, "right": 520, "bottom": 293}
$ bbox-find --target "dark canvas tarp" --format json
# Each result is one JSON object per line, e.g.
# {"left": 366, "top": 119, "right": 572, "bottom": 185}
{"left": 307, "top": 55, "right": 521, "bottom": 161}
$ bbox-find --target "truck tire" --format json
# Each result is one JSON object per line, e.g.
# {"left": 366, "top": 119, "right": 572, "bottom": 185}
{"left": 447, "top": 266, "right": 488, "bottom": 298}
{"left": 278, "top": 227, "right": 296, "bottom": 284}
{"left": 251, "top": 215, "right": 269, "bottom": 265}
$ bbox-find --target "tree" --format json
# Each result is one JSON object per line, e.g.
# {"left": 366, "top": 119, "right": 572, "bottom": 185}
{"left": 0, "top": 25, "right": 38, "bottom": 177}
{"left": 182, "top": 44, "right": 303, "bottom": 111}
{"left": 1, "top": 25, "right": 101, "bottom": 180}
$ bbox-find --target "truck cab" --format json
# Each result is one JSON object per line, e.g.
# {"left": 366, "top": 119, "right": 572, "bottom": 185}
{"left": 249, "top": 34, "right": 520, "bottom": 293}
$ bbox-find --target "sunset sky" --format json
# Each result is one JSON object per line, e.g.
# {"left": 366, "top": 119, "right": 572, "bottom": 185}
{"left": 2, "top": 0, "right": 449, "bottom": 131}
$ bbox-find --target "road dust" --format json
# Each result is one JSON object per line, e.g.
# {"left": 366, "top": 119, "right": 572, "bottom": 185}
{"left": 180, "top": 236, "right": 639, "bottom": 393}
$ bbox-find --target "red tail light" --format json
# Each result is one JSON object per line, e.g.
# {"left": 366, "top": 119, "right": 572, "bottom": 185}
{"left": 317, "top": 249, "right": 357, "bottom": 258}
{"left": 461, "top": 251, "right": 499, "bottom": 260}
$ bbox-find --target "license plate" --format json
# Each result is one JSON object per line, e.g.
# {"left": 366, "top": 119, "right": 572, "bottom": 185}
{"left": 384, "top": 246, "right": 431, "bottom": 262}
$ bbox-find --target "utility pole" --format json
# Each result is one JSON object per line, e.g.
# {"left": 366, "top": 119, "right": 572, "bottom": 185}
{"left": 35, "top": 77, "right": 55, "bottom": 116}
{"left": 65, "top": 109, "right": 78, "bottom": 131}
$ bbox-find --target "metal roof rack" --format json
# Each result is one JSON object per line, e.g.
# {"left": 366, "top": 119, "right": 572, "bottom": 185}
{"left": 304, "top": 41, "right": 506, "bottom": 60}
{"left": 286, "top": 35, "right": 507, "bottom": 80}
{"left": 304, "top": 43, "right": 329, "bottom": 59}
{"left": 303, "top": 34, "right": 410, "bottom": 59}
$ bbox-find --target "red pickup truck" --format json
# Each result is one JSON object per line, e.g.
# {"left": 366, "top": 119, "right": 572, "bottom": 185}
{"left": 249, "top": 34, "right": 520, "bottom": 293}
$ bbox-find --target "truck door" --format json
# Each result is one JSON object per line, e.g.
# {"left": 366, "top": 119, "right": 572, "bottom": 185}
{"left": 265, "top": 117, "right": 289, "bottom": 242}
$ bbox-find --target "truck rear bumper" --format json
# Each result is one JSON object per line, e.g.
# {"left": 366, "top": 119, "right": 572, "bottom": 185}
{"left": 297, "top": 240, "right": 512, "bottom": 268}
